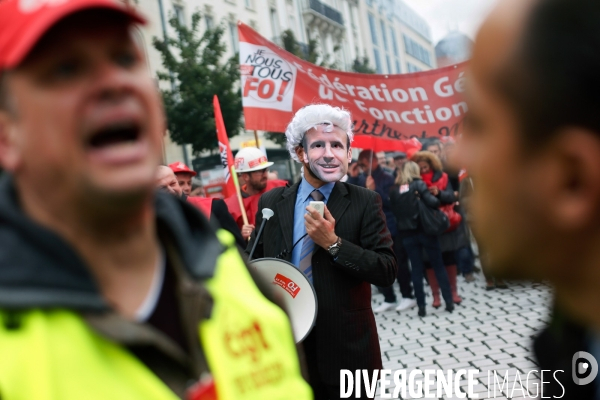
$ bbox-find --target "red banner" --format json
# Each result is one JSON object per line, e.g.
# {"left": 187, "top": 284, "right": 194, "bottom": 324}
{"left": 213, "top": 95, "right": 236, "bottom": 198}
{"left": 238, "top": 22, "right": 468, "bottom": 153}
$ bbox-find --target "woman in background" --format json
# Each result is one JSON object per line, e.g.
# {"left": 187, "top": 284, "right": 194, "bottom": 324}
{"left": 390, "top": 162, "right": 454, "bottom": 317}
{"left": 412, "top": 151, "right": 464, "bottom": 307}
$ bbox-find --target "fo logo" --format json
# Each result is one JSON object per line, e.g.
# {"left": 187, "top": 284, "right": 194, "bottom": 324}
{"left": 572, "top": 351, "right": 598, "bottom": 385}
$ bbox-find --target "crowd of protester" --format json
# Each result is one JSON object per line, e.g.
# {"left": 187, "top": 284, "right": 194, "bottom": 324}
{"left": 164, "top": 135, "right": 504, "bottom": 319}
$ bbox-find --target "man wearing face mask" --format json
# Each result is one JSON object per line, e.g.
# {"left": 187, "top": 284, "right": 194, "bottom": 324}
{"left": 247, "top": 104, "right": 397, "bottom": 399}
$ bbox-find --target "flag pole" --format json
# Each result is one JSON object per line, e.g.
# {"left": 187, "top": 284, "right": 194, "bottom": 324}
{"left": 253, "top": 130, "right": 260, "bottom": 149}
{"left": 230, "top": 165, "right": 249, "bottom": 226}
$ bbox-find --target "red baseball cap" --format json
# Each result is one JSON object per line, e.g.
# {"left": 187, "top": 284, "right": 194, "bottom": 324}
{"left": 169, "top": 162, "right": 197, "bottom": 177}
{"left": 0, "top": 0, "right": 146, "bottom": 70}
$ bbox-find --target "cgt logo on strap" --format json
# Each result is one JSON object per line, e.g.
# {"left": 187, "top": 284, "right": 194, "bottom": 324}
{"left": 224, "top": 320, "right": 270, "bottom": 363}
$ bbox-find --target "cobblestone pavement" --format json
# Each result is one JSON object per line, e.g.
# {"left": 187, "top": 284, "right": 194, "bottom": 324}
{"left": 371, "top": 272, "right": 553, "bottom": 399}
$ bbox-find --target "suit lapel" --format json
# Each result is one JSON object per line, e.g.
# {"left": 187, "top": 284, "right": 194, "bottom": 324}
{"left": 276, "top": 181, "right": 299, "bottom": 254}
{"left": 327, "top": 182, "right": 350, "bottom": 229}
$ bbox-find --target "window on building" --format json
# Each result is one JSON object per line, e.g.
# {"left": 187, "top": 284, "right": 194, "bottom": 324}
{"left": 245, "top": 0, "right": 253, "bottom": 9}
{"left": 205, "top": 15, "right": 214, "bottom": 30}
{"left": 395, "top": 59, "right": 401, "bottom": 73}
{"left": 390, "top": 27, "right": 399, "bottom": 57}
{"left": 174, "top": 4, "right": 185, "bottom": 26}
{"left": 380, "top": 20, "right": 388, "bottom": 50}
{"left": 403, "top": 35, "right": 431, "bottom": 67}
{"left": 229, "top": 22, "right": 239, "bottom": 53}
{"left": 386, "top": 55, "right": 392, "bottom": 74}
{"left": 407, "top": 62, "right": 422, "bottom": 73}
{"left": 368, "top": 13, "right": 378, "bottom": 46}
{"left": 373, "top": 49, "right": 382, "bottom": 73}
{"left": 270, "top": 8, "right": 280, "bottom": 39}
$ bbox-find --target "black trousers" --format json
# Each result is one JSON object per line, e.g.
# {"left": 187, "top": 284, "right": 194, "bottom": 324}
{"left": 377, "top": 235, "right": 413, "bottom": 302}
{"left": 303, "top": 331, "right": 375, "bottom": 400}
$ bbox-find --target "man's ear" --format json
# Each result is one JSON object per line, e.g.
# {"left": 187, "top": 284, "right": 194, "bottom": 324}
{"left": 295, "top": 146, "right": 306, "bottom": 163}
{"left": 540, "top": 128, "right": 600, "bottom": 231}
{"left": 347, "top": 148, "right": 352, "bottom": 163}
{"left": 0, "top": 111, "right": 21, "bottom": 172}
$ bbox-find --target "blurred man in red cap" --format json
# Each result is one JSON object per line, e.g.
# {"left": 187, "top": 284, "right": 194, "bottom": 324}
{"left": 224, "top": 147, "right": 287, "bottom": 241}
{"left": 0, "top": 0, "right": 311, "bottom": 398}
{"left": 169, "top": 161, "right": 196, "bottom": 197}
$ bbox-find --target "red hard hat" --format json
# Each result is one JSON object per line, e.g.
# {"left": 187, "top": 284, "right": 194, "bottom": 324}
{"left": 0, "top": 0, "right": 146, "bottom": 70}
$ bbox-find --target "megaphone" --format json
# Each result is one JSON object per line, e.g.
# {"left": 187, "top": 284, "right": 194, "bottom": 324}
{"left": 249, "top": 258, "right": 318, "bottom": 343}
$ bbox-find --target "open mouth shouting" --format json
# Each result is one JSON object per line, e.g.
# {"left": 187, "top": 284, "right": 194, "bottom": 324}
{"left": 85, "top": 115, "right": 148, "bottom": 166}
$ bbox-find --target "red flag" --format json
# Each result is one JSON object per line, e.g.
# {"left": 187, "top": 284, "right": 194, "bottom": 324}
{"left": 214, "top": 95, "right": 236, "bottom": 198}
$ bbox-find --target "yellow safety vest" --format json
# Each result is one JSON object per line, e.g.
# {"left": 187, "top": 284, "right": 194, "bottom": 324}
{"left": 0, "top": 230, "right": 312, "bottom": 400}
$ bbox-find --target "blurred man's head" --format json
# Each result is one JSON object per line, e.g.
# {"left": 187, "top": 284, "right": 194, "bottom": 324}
{"left": 190, "top": 177, "right": 205, "bottom": 197}
{"left": 156, "top": 165, "right": 182, "bottom": 197}
{"left": 168, "top": 162, "right": 196, "bottom": 196}
{"left": 0, "top": 2, "right": 162, "bottom": 218}
{"left": 425, "top": 141, "right": 443, "bottom": 160}
{"left": 461, "top": 0, "right": 600, "bottom": 283}
{"left": 393, "top": 152, "right": 407, "bottom": 170}
{"left": 358, "top": 149, "right": 377, "bottom": 175}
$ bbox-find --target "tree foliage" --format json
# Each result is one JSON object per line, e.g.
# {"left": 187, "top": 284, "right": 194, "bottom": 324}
{"left": 153, "top": 13, "right": 242, "bottom": 154}
{"left": 352, "top": 56, "right": 376, "bottom": 74}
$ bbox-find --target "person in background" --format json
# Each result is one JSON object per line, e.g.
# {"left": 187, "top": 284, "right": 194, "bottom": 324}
{"left": 168, "top": 161, "right": 195, "bottom": 197}
{"left": 392, "top": 152, "right": 408, "bottom": 179}
{"left": 443, "top": 139, "right": 477, "bottom": 282}
{"left": 425, "top": 140, "right": 443, "bottom": 160}
{"left": 349, "top": 150, "right": 417, "bottom": 313}
{"left": 189, "top": 177, "right": 205, "bottom": 197}
{"left": 457, "top": 170, "right": 507, "bottom": 289}
{"left": 157, "top": 166, "right": 245, "bottom": 248}
{"left": 156, "top": 165, "right": 183, "bottom": 197}
{"left": 376, "top": 151, "right": 394, "bottom": 174}
{"left": 391, "top": 162, "right": 454, "bottom": 317}
{"left": 224, "top": 147, "right": 287, "bottom": 241}
{"left": 386, "top": 156, "right": 395, "bottom": 172}
{"left": 412, "top": 151, "right": 464, "bottom": 306}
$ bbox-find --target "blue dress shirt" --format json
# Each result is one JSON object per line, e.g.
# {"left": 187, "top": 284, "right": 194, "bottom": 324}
{"left": 291, "top": 178, "right": 335, "bottom": 268}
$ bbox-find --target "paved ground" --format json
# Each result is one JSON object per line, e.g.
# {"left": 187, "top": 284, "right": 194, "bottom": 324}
{"left": 371, "top": 271, "right": 553, "bottom": 399}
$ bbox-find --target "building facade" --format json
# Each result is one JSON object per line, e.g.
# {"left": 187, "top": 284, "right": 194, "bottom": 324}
{"left": 133, "top": 0, "right": 434, "bottom": 167}
{"left": 358, "top": 0, "right": 436, "bottom": 75}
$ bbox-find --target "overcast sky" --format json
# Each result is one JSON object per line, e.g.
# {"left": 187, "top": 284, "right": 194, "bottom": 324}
{"left": 402, "top": 0, "right": 500, "bottom": 44}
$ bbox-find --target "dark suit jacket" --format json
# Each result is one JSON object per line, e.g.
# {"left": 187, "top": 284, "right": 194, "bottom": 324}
{"left": 246, "top": 181, "right": 397, "bottom": 384}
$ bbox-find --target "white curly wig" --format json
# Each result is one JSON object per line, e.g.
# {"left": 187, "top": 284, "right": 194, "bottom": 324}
{"left": 285, "top": 104, "right": 354, "bottom": 162}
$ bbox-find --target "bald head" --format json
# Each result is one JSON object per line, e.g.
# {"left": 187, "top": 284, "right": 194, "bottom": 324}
{"left": 156, "top": 165, "right": 182, "bottom": 197}
{"left": 471, "top": 0, "right": 600, "bottom": 146}
{"left": 472, "top": 0, "right": 534, "bottom": 89}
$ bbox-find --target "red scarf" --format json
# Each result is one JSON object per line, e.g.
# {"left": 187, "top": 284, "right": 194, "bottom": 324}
{"left": 421, "top": 171, "right": 434, "bottom": 187}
